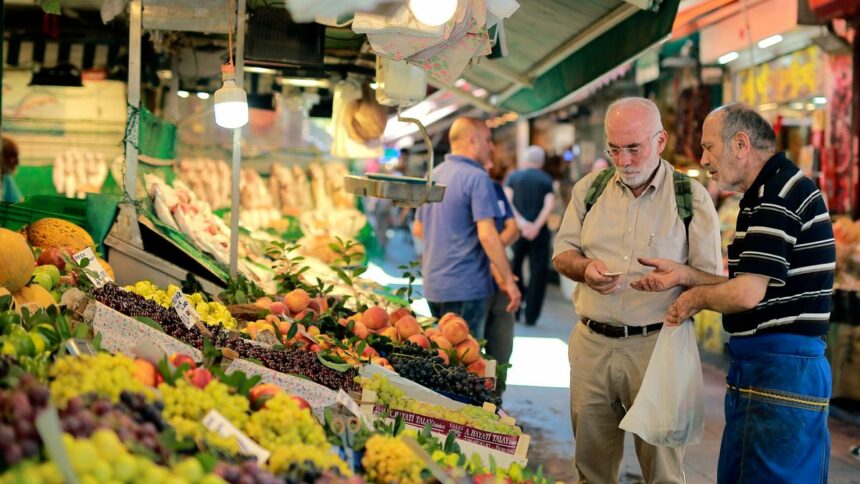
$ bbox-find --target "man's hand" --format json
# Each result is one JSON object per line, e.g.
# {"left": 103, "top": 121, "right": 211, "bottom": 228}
{"left": 501, "top": 279, "right": 522, "bottom": 312}
{"left": 667, "top": 288, "right": 702, "bottom": 326}
{"left": 583, "top": 260, "right": 622, "bottom": 295}
{"left": 630, "top": 257, "right": 687, "bottom": 292}
{"left": 521, "top": 223, "right": 540, "bottom": 241}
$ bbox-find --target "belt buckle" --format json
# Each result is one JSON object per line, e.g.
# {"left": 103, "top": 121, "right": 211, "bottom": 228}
{"left": 622, "top": 325, "right": 629, "bottom": 339}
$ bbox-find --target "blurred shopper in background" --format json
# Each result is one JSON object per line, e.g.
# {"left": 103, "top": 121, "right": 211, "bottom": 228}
{"left": 1, "top": 137, "right": 23, "bottom": 204}
{"left": 483, "top": 155, "right": 519, "bottom": 395}
{"left": 506, "top": 145, "right": 556, "bottom": 325}
{"left": 413, "top": 117, "right": 521, "bottom": 337}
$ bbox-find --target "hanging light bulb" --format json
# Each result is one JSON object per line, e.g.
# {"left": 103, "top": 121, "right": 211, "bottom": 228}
{"left": 409, "top": 0, "right": 457, "bottom": 26}
{"left": 214, "top": 64, "right": 248, "bottom": 129}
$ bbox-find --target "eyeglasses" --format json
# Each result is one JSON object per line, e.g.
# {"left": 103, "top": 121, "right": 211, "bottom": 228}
{"left": 604, "top": 131, "right": 663, "bottom": 159}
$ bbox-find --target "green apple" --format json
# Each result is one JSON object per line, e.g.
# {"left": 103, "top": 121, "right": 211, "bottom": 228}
{"left": 35, "top": 264, "right": 61, "bottom": 287}
{"left": 32, "top": 271, "right": 53, "bottom": 291}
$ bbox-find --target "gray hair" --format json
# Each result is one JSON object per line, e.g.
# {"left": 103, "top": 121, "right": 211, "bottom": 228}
{"left": 714, "top": 104, "right": 776, "bottom": 152}
{"left": 522, "top": 145, "right": 545, "bottom": 168}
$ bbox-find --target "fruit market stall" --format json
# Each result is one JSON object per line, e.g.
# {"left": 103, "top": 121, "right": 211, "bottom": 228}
{"left": 829, "top": 217, "right": 860, "bottom": 403}
{"left": 0, "top": 224, "right": 556, "bottom": 483}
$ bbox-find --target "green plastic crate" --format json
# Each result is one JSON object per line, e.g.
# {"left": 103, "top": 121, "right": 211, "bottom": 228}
{"left": 0, "top": 194, "right": 119, "bottom": 251}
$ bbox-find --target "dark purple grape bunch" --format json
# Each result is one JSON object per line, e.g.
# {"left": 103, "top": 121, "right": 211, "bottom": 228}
{"left": 0, "top": 374, "right": 50, "bottom": 469}
{"left": 389, "top": 344, "right": 500, "bottom": 406}
{"left": 59, "top": 393, "right": 169, "bottom": 463}
{"left": 213, "top": 460, "right": 281, "bottom": 484}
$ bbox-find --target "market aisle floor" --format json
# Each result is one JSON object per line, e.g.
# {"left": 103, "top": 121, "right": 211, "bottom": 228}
{"left": 375, "top": 230, "right": 860, "bottom": 483}
{"left": 505, "top": 283, "right": 860, "bottom": 484}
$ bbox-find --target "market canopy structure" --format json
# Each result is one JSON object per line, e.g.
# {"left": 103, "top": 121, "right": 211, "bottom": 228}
{"left": 460, "top": 0, "right": 681, "bottom": 115}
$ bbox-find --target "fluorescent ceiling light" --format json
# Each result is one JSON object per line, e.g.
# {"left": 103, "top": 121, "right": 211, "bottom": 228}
{"left": 472, "top": 88, "right": 488, "bottom": 98}
{"left": 813, "top": 97, "right": 827, "bottom": 105}
{"left": 687, "top": 169, "right": 700, "bottom": 177}
{"left": 177, "top": 90, "right": 190, "bottom": 98}
{"left": 196, "top": 92, "right": 210, "bottom": 100}
{"left": 718, "top": 51, "right": 739, "bottom": 64}
{"left": 757, "top": 34, "right": 783, "bottom": 49}
{"left": 245, "top": 66, "right": 279, "bottom": 75}
{"left": 278, "top": 77, "right": 330, "bottom": 88}
{"left": 507, "top": 337, "right": 570, "bottom": 388}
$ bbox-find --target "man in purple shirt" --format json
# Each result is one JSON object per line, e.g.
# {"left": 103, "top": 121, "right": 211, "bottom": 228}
{"left": 414, "top": 117, "right": 521, "bottom": 337}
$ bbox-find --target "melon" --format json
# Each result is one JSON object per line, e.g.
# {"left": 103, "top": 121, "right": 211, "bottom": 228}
{"left": 26, "top": 218, "right": 94, "bottom": 253}
{"left": 0, "top": 228, "right": 35, "bottom": 293}
{"left": 12, "top": 285, "right": 56, "bottom": 310}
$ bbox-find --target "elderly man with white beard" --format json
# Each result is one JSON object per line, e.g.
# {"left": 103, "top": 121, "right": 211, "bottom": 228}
{"left": 552, "top": 97, "right": 722, "bottom": 483}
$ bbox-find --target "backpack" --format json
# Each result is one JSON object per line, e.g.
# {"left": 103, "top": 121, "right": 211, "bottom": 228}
{"left": 583, "top": 167, "right": 694, "bottom": 237}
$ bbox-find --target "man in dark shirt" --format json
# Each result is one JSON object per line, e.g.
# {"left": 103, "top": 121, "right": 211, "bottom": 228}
{"left": 632, "top": 104, "right": 835, "bottom": 483}
{"left": 505, "top": 145, "right": 556, "bottom": 325}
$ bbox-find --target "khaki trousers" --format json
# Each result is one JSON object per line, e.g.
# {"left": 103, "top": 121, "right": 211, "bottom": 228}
{"left": 568, "top": 322, "right": 685, "bottom": 484}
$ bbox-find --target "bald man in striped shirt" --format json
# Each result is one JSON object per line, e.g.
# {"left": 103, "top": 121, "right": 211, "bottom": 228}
{"left": 632, "top": 104, "right": 835, "bottom": 484}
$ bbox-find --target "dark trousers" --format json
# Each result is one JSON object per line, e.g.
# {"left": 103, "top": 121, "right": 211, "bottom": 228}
{"left": 511, "top": 227, "right": 550, "bottom": 325}
{"left": 484, "top": 290, "right": 514, "bottom": 395}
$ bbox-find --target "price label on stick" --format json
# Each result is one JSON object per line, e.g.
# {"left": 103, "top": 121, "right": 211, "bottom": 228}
{"left": 172, "top": 291, "right": 201, "bottom": 330}
{"left": 337, "top": 389, "right": 372, "bottom": 429}
{"left": 72, "top": 248, "right": 112, "bottom": 287}
{"left": 202, "top": 410, "right": 270, "bottom": 464}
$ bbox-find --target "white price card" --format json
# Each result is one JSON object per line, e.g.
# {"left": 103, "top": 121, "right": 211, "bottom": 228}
{"left": 172, "top": 291, "right": 201, "bottom": 330}
{"left": 337, "top": 389, "right": 372, "bottom": 429}
{"left": 72, "top": 248, "right": 112, "bottom": 287}
{"left": 203, "top": 410, "right": 270, "bottom": 464}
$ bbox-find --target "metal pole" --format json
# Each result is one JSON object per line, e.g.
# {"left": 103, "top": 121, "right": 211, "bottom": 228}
{"left": 229, "top": 0, "right": 246, "bottom": 278}
{"left": 114, "top": 0, "right": 144, "bottom": 247}
{"left": 125, "top": 0, "right": 142, "bottom": 202}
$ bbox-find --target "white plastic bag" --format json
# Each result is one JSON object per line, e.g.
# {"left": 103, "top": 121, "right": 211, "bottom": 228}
{"left": 619, "top": 323, "right": 705, "bottom": 447}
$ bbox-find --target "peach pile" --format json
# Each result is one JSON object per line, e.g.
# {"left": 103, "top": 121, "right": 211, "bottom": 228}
{"left": 343, "top": 306, "right": 489, "bottom": 377}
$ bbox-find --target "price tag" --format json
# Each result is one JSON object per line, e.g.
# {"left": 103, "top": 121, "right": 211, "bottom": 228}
{"left": 202, "top": 409, "right": 270, "bottom": 464}
{"left": 172, "top": 291, "right": 201, "bottom": 330}
{"left": 337, "top": 389, "right": 372, "bottom": 429}
{"left": 255, "top": 330, "right": 281, "bottom": 347}
{"left": 72, "top": 248, "right": 112, "bottom": 287}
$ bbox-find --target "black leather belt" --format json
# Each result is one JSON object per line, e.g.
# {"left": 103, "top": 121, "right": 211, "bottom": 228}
{"left": 582, "top": 319, "right": 663, "bottom": 338}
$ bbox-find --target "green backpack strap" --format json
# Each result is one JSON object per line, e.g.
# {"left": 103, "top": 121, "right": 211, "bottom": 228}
{"left": 672, "top": 169, "right": 694, "bottom": 236}
{"left": 584, "top": 166, "right": 694, "bottom": 237}
{"left": 584, "top": 167, "right": 616, "bottom": 216}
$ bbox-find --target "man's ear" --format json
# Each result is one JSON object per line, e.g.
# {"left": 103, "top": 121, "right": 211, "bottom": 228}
{"left": 735, "top": 131, "right": 752, "bottom": 158}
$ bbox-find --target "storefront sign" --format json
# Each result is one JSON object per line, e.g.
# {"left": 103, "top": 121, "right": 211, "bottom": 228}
{"left": 736, "top": 46, "right": 825, "bottom": 106}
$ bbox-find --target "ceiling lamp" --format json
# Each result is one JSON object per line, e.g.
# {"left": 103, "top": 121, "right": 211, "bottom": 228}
{"left": 409, "top": 0, "right": 457, "bottom": 26}
{"left": 214, "top": 0, "right": 248, "bottom": 129}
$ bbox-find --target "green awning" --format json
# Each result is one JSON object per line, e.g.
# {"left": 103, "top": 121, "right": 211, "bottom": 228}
{"left": 499, "top": 0, "right": 681, "bottom": 114}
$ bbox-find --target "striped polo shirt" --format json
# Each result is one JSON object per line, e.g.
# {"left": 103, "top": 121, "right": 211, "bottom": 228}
{"left": 725, "top": 152, "right": 835, "bottom": 336}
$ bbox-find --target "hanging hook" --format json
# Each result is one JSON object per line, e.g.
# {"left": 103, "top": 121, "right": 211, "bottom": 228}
{"left": 396, "top": 107, "right": 434, "bottom": 206}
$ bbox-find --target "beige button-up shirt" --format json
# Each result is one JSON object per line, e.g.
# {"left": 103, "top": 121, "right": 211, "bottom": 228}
{"left": 553, "top": 160, "right": 722, "bottom": 326}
